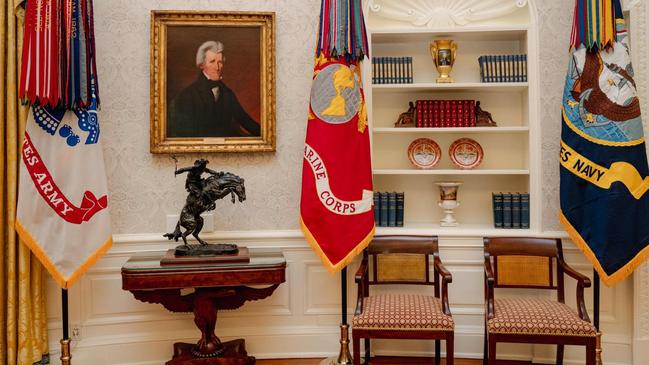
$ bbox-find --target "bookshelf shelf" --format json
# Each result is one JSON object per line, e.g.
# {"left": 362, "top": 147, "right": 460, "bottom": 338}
{"left": 376, "top": 223, "right": 533, "bottom": 237}
{"left": 371, "top": 82, "right": 528, "bottom": 92}
{"left": 365, "top": 1, "right": 539, "bottom": 233}
{"left": 373, "top": 127, "right": 529, "bottom": 134}
{"left": 373, "top": 169, "right": 530, "bottom": 176}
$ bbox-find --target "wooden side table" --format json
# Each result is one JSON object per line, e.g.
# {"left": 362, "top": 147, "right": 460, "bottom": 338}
{"left": 122, "top": 249, "right": 286, "bottom": 365}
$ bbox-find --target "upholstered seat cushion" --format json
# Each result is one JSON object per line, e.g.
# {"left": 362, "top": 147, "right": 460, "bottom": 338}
{"left": 352, "top": 294, "right": 454, "bottom": 331}
{"left": 488, "top": 298, "right": 597, "bottom": 337}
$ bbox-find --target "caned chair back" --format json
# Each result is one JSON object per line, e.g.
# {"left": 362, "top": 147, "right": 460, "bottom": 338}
{"left": 484, "top": 237, "right": 565, "bottom": 296}
{"left": 366, "top": 235, "right": 438, "bottom": 286}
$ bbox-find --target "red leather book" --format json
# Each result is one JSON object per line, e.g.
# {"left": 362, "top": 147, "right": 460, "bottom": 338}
{"left": 469, "top": 100, "right": 476, "bottom": 127}
{"left": 444, "top": 100, "right": 452, "bottom": 127}
{"left": 462, "top": 100, "right": 471, "bottom": 127}
{"left": 416, "top": 100, "right": 424, "bottom": 128}
{"left": 426, "top": 100, "right": 433, "bottom": 128}
{"left": 456, "top": 101, "right": 463, "bottom": 127}
{"left": 430, "top": 100, "right": 437, "bottom": 127}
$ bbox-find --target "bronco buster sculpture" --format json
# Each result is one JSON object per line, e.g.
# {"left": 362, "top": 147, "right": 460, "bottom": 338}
{"left": 164, "top": 158, "right": 247, "bottom": 260}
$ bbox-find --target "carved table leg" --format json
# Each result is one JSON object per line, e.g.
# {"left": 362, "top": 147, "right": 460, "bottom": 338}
{"left": 192, "top": 289, "right": 224, "bottom": 357}
{"left": 131, "top": 285, "right": 279, "bottom": 365}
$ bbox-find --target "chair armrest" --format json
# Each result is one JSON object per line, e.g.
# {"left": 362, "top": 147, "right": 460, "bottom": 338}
{"left": 484, "top": 256, "right": 495, "bottom": 319}
{"left": 355, "top": 258, "right": 368, "bottom": 284}
{"left": 559, "top": 259, "right": 591, "bottom": 322}
{"left": 559, "top": 259, "right": 592, "bottom": 287}
{"left": 434, "top": 256, "right": 452, "bottom": 316}
{"left": 354, "top": 258, "right": 369, "bottom": 316}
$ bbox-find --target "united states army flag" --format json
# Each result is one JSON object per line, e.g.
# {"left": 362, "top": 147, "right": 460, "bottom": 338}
{"left": 16, "top": 0, "right": 111, "bottom": 288}
{"left": 560, "top": 0, "right": 649, "bottom": 286}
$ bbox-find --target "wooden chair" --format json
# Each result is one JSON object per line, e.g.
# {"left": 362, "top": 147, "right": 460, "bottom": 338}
{"left": 352, "top": 235, "right": 454, "bottom": 365}
{"left": 483, "top": 237, "right": 597, "bottom": 365}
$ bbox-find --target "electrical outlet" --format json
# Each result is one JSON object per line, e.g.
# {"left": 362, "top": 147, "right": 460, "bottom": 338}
{"left": 166, "top": 213, "right": 214, "bottom": 233}
{"left": 71, "top": 324, "right": 81, "bottom": 340}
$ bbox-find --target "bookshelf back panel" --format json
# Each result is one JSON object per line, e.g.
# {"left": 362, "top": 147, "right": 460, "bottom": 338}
{"left": 371, "top": 90, "right": 526, "bottom": 128}
{"left": 374, "top": 175, "right": 530, "bottom": 226}
{"left": 371, "top": 37, "right": 527, "bottom": 84}
{"left": 372, "top": 133, "right": 528, "bottom": 170}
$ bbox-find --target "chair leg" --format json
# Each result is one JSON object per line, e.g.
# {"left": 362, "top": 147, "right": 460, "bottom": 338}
{"left": 586, "top": 339, "right": 596, "bottom": 365}
{"left": 445, "top": 333, "right": 454, "bottom": 365}
{"left": 353, "top": 335, "right": 361, "bottom": 365}
{"left": 435, "top": 339, "right": 441, "bottom": 365}
{"left": 556, "top": 344, "right": 564, "bottom": 365}
{"left": 488, "top": 335, "right": 497, "bottom": 365}
{"left": 364, "top": 338, "right": 370, "bottom": 364}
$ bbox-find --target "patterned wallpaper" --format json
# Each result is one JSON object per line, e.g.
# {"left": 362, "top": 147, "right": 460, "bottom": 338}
{"left": 95, "top": 0, "right": 605, "bottom": 233}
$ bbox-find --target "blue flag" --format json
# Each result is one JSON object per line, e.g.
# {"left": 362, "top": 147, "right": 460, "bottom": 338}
{"left": 561, "top": 0, "right": 649, "bottom": 286}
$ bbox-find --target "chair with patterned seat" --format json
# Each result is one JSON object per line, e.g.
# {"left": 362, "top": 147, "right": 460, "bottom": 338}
{"left": 352, "top": 235, "right": 454, "bottom": 365}
{"left": 483, "top": 237, "right": 597, "bottom": 365}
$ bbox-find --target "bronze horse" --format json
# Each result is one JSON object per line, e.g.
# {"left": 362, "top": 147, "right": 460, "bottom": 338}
{"left": 164, "top": 172, "right": 246, "bottom": 246}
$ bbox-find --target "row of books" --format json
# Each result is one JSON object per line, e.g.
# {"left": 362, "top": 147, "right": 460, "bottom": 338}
{"left": 415, "top": 100, "right": 476, "bottom": 128}
{"left": 479, "top": 54, "right": 527, "bottom": 83}
{"left": 372, "top": 57, "right": 413, "bottom": 84}
{"left": 373, "top": 192, "right": 404, "bottom": 227}
{"left": 492, "top": 192, "right": 530, "bottom": 229}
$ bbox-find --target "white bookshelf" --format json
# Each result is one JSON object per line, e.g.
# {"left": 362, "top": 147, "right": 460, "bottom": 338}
{"left": 364, "top": 0, "right": 540, "bottom": 234}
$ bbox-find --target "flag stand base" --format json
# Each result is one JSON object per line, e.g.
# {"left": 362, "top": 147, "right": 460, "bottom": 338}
{"left": 60, "top": 339, "right": 72, "bottom": 365}
{"left": 320, "top": 324, "right": 353, "bottom": 365}
{"left": 596, "top": 332, "right": 603, "bottom": 365}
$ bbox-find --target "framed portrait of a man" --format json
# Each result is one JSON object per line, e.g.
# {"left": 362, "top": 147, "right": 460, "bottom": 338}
{"left": 150, "top": 11, "right": 275, "bottom": 153}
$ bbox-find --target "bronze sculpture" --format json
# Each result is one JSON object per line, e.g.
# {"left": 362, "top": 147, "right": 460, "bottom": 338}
{"left": 475, "top": 101, "right": 497, "bottom": 127}
{"left": 164, "top": 159, "right": 246, "bottom": 255}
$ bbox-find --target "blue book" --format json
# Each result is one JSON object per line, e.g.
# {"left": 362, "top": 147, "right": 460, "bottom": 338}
{"left": 507, "top": 55, "right": 513, "bottom": 82}
{"left": 372, "top": 57, "right": 376, "bottom": 84}
{"left": 493, "top": 193, "right": 503, "bottom": 228}
{"left": 523, "top": 54, "right": 528, "bottom": 82}
{"left": 521, "top": 193, "right": 530, "bottom": 229}
{"left": 388, "top": 192, "right": 397, "bottom": 227}
{"left": 512, "top": 193, "right": 521, "bottom": 228}
{"left": 503, "top": 193, "right": 513, "bottom": 228}
{"left": 514, "top": 55, "right": 520, "bottom": 82}
{"left": 498, "top": 55, "right": 504, "bottom": 82}
{"left": 408, "top": 57, "right": 413, "bottom": 83}
{"left": 487, "top": 55, "right": 494, "bottom": 82}
{"left": 379, "top": 192, "right": 388, "bottom": 227}
{"left": 373, "top": 192, "right": 380, "bottom": 224}
{"left": 396, "top": 192, "right": 404, "bottom": 227}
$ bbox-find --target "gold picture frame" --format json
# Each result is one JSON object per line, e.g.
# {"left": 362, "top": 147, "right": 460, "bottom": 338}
{"left": 150, "top": 11, "right": 276, "bottom": 153}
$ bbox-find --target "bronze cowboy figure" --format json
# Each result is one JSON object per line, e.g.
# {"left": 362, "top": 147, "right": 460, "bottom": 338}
{"left": 164, "top": 159, "right": 246, "bottom": 255}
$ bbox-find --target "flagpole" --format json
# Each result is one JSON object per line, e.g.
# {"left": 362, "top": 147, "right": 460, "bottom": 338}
{"left": 594, "top": 269, "right": 602, "bottom": 365}
{"left": 320, "top": 267, "right": 353, "bottom": 365}
{"left": 61, "top": 289, "right": 72, "bottom": 365}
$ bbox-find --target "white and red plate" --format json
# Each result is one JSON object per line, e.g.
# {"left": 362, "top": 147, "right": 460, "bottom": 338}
{"left": 449, "top": 138, "right": 483, "bottom": 169}
{"left": 407, "top": 138, "right": 441, "bottom": 169}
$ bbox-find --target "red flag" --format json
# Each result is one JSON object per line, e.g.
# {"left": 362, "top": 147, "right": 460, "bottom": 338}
{"left": 300, "top": 55, "right": 375, "bottom": 272}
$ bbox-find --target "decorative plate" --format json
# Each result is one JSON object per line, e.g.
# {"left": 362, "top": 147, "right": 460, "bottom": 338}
{"left": 407, "top": 138, "right": 441, "bottom": 169}
{"left": 449, "top": 138, "right": 483, "bottom": 169}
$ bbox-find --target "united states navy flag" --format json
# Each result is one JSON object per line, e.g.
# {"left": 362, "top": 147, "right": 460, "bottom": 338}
{"left": 560, "top": 0, "right": 649, "bottom": 286}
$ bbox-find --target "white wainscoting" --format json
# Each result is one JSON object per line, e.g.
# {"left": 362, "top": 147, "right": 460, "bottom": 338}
{"left": 45, "top": 231, "right": 633, "bottom": 365}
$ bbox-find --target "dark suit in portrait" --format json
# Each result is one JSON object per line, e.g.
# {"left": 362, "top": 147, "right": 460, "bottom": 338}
{"left": 168, "top": 73, "right": 261, "bottom": 138}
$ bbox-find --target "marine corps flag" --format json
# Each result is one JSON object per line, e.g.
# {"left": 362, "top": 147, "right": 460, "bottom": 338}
{"left": 300, "top": 0, "right": 375, "bottom": 272}
{"left": 16, "top": 0, "right": 112, "bottom": 288}
{"left": 560, "top": 0, "right": 649, "bottom": 286}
